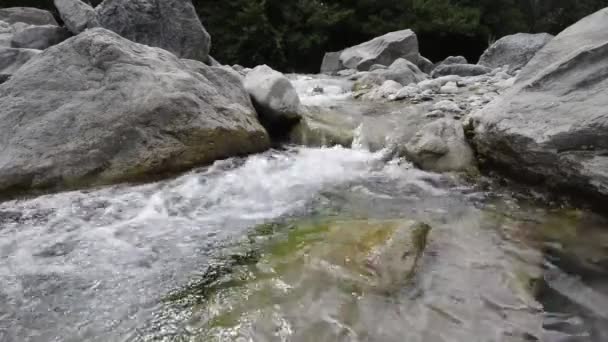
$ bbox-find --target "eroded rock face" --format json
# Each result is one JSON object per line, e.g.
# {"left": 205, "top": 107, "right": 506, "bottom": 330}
{"left": 431, "top": 63, "right": 491, "bottom": 78}
{"left": 0, "top": 47, "right": 40, "bottom": 76}
{"left": 470, "top": 8, "right": 608, "bottom": 203}
{"left": 54, "top": 0, "right": 100, "bottom": 34}
{"left": 0, "top": 28, "right": 269, "bottom": 194}
{"left": 405, "top": 118, "right": 475, "bottom": 172}
{"left": 244, "top": 65, "right": 302, "bottom": 133}
{"left": 0, "top": 7, "right": 58, "bottom": 26}
{"left": 478, "top": 33, "right": 554, "bottom": 73}
{"left": 10, "top": 25, "right": 71, "bottom": 50}
{"left": 96, "top": 0, "right": 211, "bottom": 61}
{"left": 340, "top": 29, "right": 419, "bottom": 71}
{"left": 320, "top": 51, "right": 343, "bottom": 75}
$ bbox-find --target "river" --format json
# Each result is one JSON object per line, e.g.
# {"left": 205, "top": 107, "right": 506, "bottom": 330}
{"left": 0, "top": 75, "right": 607, "bottom": 342}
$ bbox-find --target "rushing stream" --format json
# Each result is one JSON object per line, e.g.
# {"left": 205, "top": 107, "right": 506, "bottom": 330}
{"left": 1, "top": 76, "right": 608, "bottom": 342}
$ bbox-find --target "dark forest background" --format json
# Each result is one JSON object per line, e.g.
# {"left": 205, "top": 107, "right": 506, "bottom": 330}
{"left": 2, "top": 0, "right": 607, "bottom": 72}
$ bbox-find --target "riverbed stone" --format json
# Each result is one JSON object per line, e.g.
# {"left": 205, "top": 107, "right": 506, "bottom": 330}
{"left": 340, "top": 29, "right": 419, "bottom": 71}
{"left": 0, "top": 47, "right": 40, "bottom": 76}
{"left": 96, "top": 0, "right": 211, "bottom": 62}
{"left": 0, "top": 28, "right": 270, "bottom": 194}
{"left": 54, "top": 0, "right": 100, "bottom": 34}
{"left": 10, "top": 25, "right": 71, "bottom": 50}
{"left": 431, "top": 63, "right": 492, "bottom": 78}
{"left": 320, "top": 51, "right": 343, "bottom": 75}
{"left": 0, "top": 7, "right": 58, "bottom": 26}
{"left": 405, "top": 118, "right": 475, "bottom": 172}
{"left": 244, "top": 65, "right": 302, "bottom": 133}
{"left": 478, "top": 33, "right": 554, "bottom": 73}
{"left": 470, "top": 7, "right": 608, "bottom": 204}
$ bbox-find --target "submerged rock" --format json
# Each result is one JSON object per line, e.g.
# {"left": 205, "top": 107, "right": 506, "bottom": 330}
{"left": 470, "top": 7, "right": 608, "bottom": 205}
{"left": 478, "top": 33, "right": 554, "bottom": 73}
{"left": 96, "top": 0, "right": 211, "bottom": 62}
{"left": 54, "top": 0, "right": 100, "bottom": 34}
{"left": 0, "top": 28, "right": 269, "bottom": 194}
{"left": 289, "top": 107, "right": 358, "bottom": 147}
{"left": 244, "top": 65, "right": 302, "bottom": 134}
{"left": 339, "top": 29, "right": 419, "bottom": 71}
{"left": 0, "top": 7, "right": 58, "bottom": 26}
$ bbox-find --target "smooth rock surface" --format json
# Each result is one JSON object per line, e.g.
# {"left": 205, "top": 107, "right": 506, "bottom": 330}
{"left": 96, "top": 0, "right": 211, "bottom": 61}
{"left": 416, "top": 54, "right": 434, "bottom": 74}
{"left": 0, "top": 7, "right": 58, "bottom": 26}
{"left": 478, "top": 33, "right": 554, "bottom": 73}
{"left": 470, "top": 8, "right": 608, "bottom": 203}
{"left": 431, "top": 64, "right": 491, "bottom": 78}
{"left": 340, "top": 29, "right": 419, "bottom": 71}
{"left": 244, "top": 65, "right": 302, "bottom": 132}
{"left": 11, "top": 25, "right": 71, "bottom": 50}
{"left": 0, "top": 47, "right": 40, "bottom": 76}
{"left": 405, "top": 118, "right": 475, "bottom": 172}
{"left": 54, "top": 0, "right": 100, "bottom": 34}
{"left": 0, "top": 28, "right": 269, "bottom": 194}
{"left": 320, "top": 51, "right": 343, "bottom": 74}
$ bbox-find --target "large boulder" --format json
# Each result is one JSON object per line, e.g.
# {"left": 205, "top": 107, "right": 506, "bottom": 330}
{"left": 11, "top": 25, "right": 71, "bottom": 50}
{"left": 405, "top": 118, "right": 475, "bottom": 172}
{"left": 244, "top": 65, "right": 302, "bottom": 134}
{"left": 416, "top": 54, "right": 434, "bottom": 74}
{"left": 0, "top": 28, "right": 269, "bottom": 194}
{"left": 96, "top": 0, "right": 211, "bottom": 62}
{"left": 353, "top": 58, "right": 427, "bottom": 89}
{"left": 340, "top": 29, "right": 419, "bottom": 71}
{"left": 54, "top": 0, "right": 100, "bottom": 34}
{"left": 431, "top": 64, "right": 491, "bottom": 78}
{"left": 0, "top": 47, "right": 40, "bottom": 76}
{"left": 478, "top": 33, "right": 554, "bottom": 73}
{"left": 438, "top": 55, "right": 468, "bottom": 66}
{"left": 320, "top": 51, "right": 343, "bottom": 75}
{"left": 0, "top": 7, "right": 58, "bottom": 26}
{"left": 470, "top": 8, "right": 608, "bottom": 203}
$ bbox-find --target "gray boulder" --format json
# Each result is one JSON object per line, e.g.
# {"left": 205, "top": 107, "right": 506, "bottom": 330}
{"left": 478, "top": 33, "right": 553, "bottom": 73}
{"left": 431, "top": 64, "right": 491, "bottom": 78}
{"left": 340, "top": 29, "right": 419, "bottom": 71}
{"left": 0, "top": 28, "right": 269, "bottom": 194}
{"left": 416, "top": 54, "right": 434, "bottom": 74}
{"left": 405, "top": 118, "right": 475, "bottom": 172}
{"left": 470, "top": 8, "right": 608, "bottom": 203}
{"left": 11, "top": 25, "right": 71, "bottom": 50}
{"left": 244, "top": 65, "right": 302, "bottom": 132}
{"left": 320, "top": 51, "right": 343, "bottom": 75}
{"left": 0, "top": 47, "right": 40, "bottom": 76}
{"left": 375, "top": 58, "right": 427, "bottom": 85}
{"left": 0, "top": 21, "right": 13, "bottom": 47}
{"left": 54, "top": 0, "right": 100, "bottom": 34}
{"left": 96, "top": 0, "right": 211, "bottom": 62}
{"left": 438, "top": 56, "right": 468, "bottom": 66}
{"left": 0, "top": 7, "right": 58, "bottom": 26}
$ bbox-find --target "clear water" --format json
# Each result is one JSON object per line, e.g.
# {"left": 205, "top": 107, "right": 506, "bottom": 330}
{"left": 0, "top": 76, "right": 607, "bottom": 342}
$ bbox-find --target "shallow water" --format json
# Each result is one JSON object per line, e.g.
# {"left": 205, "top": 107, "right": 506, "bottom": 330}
{"left": 1, "top": 76, "right": 607, "bottom": 342}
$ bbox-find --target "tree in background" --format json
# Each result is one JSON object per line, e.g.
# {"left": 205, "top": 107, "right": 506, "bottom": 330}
{"left": 0, "top": 0, "right": 607, "bottom": 72}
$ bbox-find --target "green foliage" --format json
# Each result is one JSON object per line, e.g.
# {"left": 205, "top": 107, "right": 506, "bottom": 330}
{"left": 0, "top": 0, "right": 607, "bottom": 71}
{"left": 196, "top": 0, "right": 608, "bottom": 72}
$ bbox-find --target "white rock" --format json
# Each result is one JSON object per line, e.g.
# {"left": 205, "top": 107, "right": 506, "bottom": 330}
{"left": 433, "top": 100, "right": 462, "bottom": 113}
{"left": 439, "top": 81, "right": 459, "bottom": 94}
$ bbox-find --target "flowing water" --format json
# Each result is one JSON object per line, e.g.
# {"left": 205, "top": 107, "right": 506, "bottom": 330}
{"left": 1, "top": 76, "right": 607, "bottom": 342}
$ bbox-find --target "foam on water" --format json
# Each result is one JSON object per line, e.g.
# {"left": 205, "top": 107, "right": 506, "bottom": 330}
{"left": 0, "top": 146, "right": 448, "bottom": 341}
